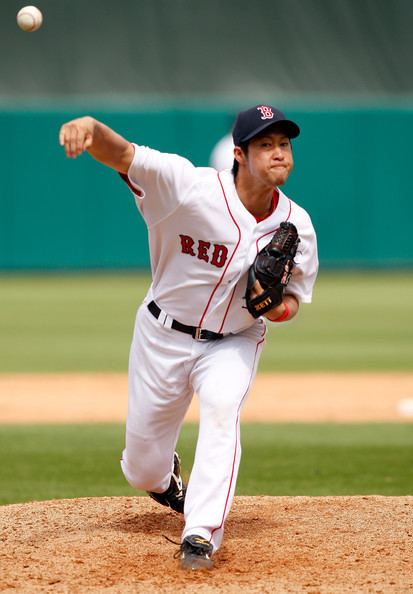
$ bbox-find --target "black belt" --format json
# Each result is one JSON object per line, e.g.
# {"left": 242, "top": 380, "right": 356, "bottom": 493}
{"left": 147, "top": 301, "right": 223, "bottom": 341}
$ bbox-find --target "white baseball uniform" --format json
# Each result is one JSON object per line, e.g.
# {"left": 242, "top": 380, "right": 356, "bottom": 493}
{"left": 120, "top": 144, "right": 318, "bottom": 551}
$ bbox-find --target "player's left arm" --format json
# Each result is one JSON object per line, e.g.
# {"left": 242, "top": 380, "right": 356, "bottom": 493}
{"left": 249, "top": 282, "right": 299, "bottom": 322}
{"left": 264, "top": 293, "right": 299, "bottom": 322}
{"left": 247, "top": 211, "right": 318, "bottom": 322}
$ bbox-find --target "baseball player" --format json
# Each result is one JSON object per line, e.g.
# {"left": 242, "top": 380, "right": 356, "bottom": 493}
{"left": 59, "top": 105, "right": 318, "bottom": 570}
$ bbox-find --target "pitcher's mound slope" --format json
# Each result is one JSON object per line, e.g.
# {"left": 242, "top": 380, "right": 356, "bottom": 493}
{"left": 1, "top": 496, "right": 412, "bottom": 593}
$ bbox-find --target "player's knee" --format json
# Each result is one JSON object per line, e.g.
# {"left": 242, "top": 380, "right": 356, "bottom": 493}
{"left": 120, "top": 456, "right": 146, "bottom": 490}
{"left": 120, "top": 453, "right": 168, "bottom": 492}
{"left": 202, "top": 379, "right": 244, "bottom": 408}
{"left": 199, "top": 384, "right": 244, "bottom": 427}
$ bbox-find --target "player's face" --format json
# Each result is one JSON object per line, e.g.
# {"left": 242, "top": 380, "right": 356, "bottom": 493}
{"left": 243, "top": 132, "right": 294, "bottom": 187}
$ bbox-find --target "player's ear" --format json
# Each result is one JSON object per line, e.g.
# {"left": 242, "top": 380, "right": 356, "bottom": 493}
{"left": 234, "top": 146, "right": 246, "bottom": 166}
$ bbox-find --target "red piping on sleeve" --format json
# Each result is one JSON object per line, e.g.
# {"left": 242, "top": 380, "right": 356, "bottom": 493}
{"left": 118, "top": 144, "right": 142, "bottom": 197}
{"left": 119, "top": 172, "right": 143, "bottom": 198}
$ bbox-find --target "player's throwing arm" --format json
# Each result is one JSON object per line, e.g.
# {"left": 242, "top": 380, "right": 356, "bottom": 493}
{"left": 59, "top": 116, "right": 134, "bottom": 173}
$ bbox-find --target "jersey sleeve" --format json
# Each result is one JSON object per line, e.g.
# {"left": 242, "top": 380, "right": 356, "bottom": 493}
{"left": 120, "top": 143, "right": 196, "bottom": 227}
{"left": 287, "top": 208, "right": 319, "bottom": 304}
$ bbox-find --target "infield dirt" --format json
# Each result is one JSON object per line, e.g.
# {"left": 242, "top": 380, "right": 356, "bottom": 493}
{"left": 1, "top": 372, "right": 413, "bottom": 593}
{"left": 1, "top": 372, "right": 413, "bottom": 423}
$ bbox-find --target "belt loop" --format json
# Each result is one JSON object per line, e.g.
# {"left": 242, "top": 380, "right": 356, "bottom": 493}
{"left": 158, "top": 310, "right": 167, "bottom": 325}
{"left": 158, "top": 309, "right": 173, "bottom": 329}
{"left": 163, "top": 314, "right": 173, "bottom": 329}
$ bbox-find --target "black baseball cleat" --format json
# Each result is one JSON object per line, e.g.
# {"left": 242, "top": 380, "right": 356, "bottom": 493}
{"left": 180, "top": 535, "right": 214, "bottom": 570}
{"left": 148, "top": 452, "right": 186, "bottom": 514}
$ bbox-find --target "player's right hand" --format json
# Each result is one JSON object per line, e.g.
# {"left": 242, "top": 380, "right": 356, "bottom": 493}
{"left": 59, "top": 116, "right": 95, "bottom": 158}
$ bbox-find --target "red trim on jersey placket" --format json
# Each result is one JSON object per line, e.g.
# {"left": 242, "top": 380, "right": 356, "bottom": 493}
{"left": 218, "top": 285, "right": 237, "bottom": 334}
{"left": 209, "top": 320, "right": 266, "bottom": 544}
{"left": 254, "top": 189, "right": 279, "bottom": 223}
{"left": 216, "top": 191, "right": 287, "bottom": 332}
{"left": 254, "top": 198, "right": 292, "bottom": 254}
{"left": 197, "top": 173, "right": 242, "bottom": 328}
{"left": 286, "top": 197, "right": 292, "bottom": 221}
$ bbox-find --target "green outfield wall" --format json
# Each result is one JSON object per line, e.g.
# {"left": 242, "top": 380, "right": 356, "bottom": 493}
{"left": 0, "top": 105, "right": 412, "bottom": 270}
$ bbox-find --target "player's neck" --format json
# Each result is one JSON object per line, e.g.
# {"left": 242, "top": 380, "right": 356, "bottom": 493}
{"left": 235, "top": 175, "right": 275, "bottom": 219}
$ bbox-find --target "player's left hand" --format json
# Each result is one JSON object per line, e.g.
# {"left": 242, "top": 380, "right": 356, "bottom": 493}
{"left": 249, "top": 279, "right": 265, "bottom": 299}
{"left": 245, "top": 221, "right": 300, "bottom": 318}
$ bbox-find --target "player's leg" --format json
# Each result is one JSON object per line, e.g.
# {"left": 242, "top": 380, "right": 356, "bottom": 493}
{"left": 120, "top": 304, "right": 194, "bottom": 494}
{"left": 182, "top": 319, "right": 266, "bottom": 551}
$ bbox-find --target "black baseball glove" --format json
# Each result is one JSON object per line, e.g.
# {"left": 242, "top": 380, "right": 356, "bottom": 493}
{"left": 245, "top": 221, "right": 300, "bottom": 318}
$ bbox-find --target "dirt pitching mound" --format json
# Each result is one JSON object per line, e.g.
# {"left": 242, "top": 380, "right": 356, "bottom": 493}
{"left": 1, "top": 496, "right": 412, "bottom": 593}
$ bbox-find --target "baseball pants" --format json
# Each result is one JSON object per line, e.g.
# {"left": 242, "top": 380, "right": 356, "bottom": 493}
{"left": 121, "top": 303, "right": 266, "bottom": 551}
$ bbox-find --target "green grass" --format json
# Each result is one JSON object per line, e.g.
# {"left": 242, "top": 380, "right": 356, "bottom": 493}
{"left": 1, "top": 422, "right": 412, "bottom": 505}
{"left": 0, "top": 424, "right": 135, "bottom": 505}
{"left": 0, "top": 273, "right": 146, "bottom": 372}
{"left": 0, "top": 271, "right": 412, "bottom": 372}
{"left": 237, "top": 423, "right": 413, "bottom": 496}
{"left": 261, "top": 271, "right": 413, "bottom": 371}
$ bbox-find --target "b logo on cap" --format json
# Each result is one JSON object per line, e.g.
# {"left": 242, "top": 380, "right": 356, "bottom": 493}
{"left": 257, "top": 106, "right": 274, "bottom": 120}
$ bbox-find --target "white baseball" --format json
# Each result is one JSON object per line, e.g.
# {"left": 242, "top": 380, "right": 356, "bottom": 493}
{"left": 17, "top": 6, "right": 43, "bottom": 32}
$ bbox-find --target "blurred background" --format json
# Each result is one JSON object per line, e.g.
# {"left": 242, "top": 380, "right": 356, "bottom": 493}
{"left": 1, "top": 0, "right": 412, "bottom": 371}
{"left": 1, "top": 0, "right": 412, "bottom": 270}
{"left": 0, "top": 0, "right": 412, "bottom": 504}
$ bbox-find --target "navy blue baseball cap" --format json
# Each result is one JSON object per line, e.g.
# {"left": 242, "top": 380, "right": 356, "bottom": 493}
{"left": 232, "top": 105, "right": 300, "bottom": 146}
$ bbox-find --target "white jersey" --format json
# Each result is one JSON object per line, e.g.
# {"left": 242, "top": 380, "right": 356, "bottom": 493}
{"left": 122, "top": 144, "right": 318, "bottom": 334}
{"left": 119, "top": 139, "right": 319, "bottom": 555}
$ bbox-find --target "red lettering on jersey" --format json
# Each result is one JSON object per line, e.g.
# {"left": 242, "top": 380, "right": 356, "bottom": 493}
{"left": 179, "top": 235, "right": 229, "bottom": 268}
{"left": 198, "top": 240, "right": 211, "bottom": 262}
{"left": 210, "top": 244, "right": 228, "bottom": 268}
{"left": 179, "top": 234, "right": 195, "bottom": 256}
{"left": 257, "top": 105, "right": 274, "bottom": 120}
